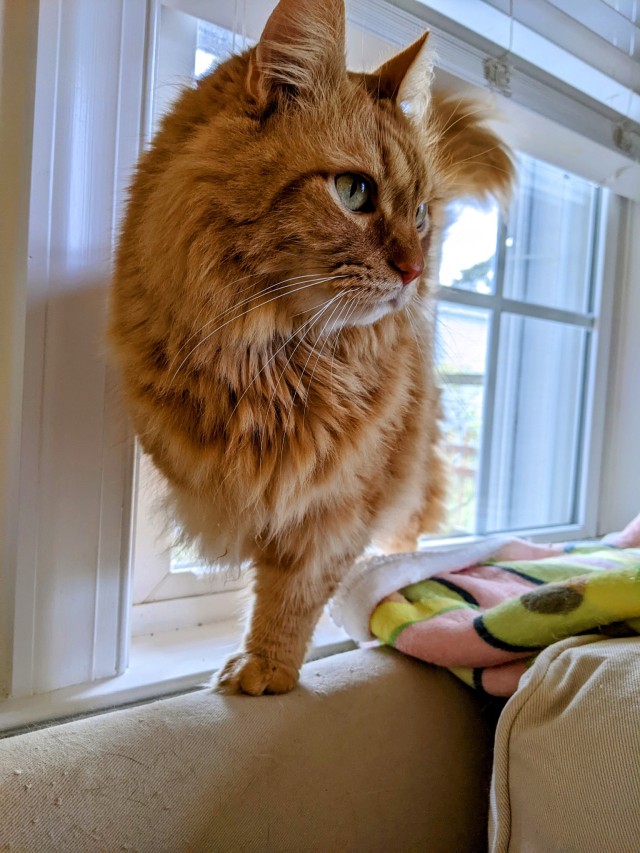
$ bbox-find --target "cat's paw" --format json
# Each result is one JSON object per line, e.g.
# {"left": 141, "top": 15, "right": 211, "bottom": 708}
{"left": 215, "top": 652, "right": 299, "bottom": 696}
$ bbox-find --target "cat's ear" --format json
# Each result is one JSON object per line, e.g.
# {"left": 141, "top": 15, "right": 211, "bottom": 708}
{"left": 362, "top": 33, "right": 433, "bottom": 122}
{"left": 247, "top": 0, "right": 346, "bottom": 108}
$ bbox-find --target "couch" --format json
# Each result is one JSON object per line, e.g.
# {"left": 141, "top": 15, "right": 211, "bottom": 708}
{"left": 1, "top": 637, "right": 639, "bottom": 852}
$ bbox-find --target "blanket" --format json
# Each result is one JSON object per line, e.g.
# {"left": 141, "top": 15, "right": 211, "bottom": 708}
{"left": 331, "top": 514, "right": 640, "bottom": 696}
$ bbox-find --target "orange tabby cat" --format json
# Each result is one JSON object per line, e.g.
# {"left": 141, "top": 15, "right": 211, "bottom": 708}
{"left": 109, "top": 0, "right": 513, "bottom": 695}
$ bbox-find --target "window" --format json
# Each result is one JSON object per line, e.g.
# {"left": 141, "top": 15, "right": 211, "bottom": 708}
{"left": 2, "top": 0, "right": 637, "bottom": 730}
{"left": 436, "top": 158, "right": 601, "bottom": 536}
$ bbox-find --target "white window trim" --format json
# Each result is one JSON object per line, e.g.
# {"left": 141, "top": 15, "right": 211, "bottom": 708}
{"left": 410, "top": 0, "right": 640, "bottom": 121}
{"left": 0, "top": 0, "right": 39, "bottom": 702}
{"left": 2, "top": 0, "right": 147, "bottom": 702}
{"left": 1, "top": 0, "right": 638, "bottom": 733}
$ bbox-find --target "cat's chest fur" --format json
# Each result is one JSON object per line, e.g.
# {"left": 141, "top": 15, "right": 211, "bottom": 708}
{"left": 143, "top": 311, "right": 428, "bottom": 496}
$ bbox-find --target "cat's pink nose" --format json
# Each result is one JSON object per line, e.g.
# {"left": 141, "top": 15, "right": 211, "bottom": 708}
{"left": 391, "top": 257, "right": 424, "bottom": 286}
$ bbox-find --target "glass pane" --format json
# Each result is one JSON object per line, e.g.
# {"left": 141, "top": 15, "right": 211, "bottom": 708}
{"left": 435, "top": 305, "right": 490, "bottom": 535}
{"left": 195, "top": 19, "right": 251, "bottom": 79}
{"left": 439, "top": 201, "right": 499, "bottom": 294}
{"left": 154, "top": 9, "right": 251, "bottom": 131}
{"left": 486, "top": 315, "right": 588, "bottom": 532}
{"left": 504, "top": 155, "right": 597, "bottom": 313}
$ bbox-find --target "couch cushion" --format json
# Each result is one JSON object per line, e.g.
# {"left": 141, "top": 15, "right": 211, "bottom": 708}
{"left": 490, "top": 635, "right": 640, "bottom": 852}
{"left": 1, "top": 647, "right": 493, "bottom": 853}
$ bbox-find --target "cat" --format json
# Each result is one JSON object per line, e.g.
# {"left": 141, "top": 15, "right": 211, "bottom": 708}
{"left": 109, "top": 0, "right": 513, "bottom": 695}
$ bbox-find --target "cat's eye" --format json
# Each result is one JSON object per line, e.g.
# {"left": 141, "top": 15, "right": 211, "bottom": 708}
{"left": 416, "top": 202, "right": 428, "bottom": 231}
{"left": 335, "top": 173, "right": 374, "bottom": 213}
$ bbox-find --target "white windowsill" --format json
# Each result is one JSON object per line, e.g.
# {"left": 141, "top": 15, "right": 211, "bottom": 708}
{"left": 0, "top": 613, "right": 355, "bottom": 736}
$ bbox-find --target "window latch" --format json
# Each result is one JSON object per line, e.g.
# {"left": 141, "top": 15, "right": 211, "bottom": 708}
{"left": 613, "top": 123, "right": 640, "bottom": 161}
{"left": 484, "top": 57, "right": 512, "bottom": 98}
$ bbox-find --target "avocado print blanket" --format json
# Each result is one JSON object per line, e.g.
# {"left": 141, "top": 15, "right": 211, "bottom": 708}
{"left": 331, "top": 514, "right": 640, "bottom": 696}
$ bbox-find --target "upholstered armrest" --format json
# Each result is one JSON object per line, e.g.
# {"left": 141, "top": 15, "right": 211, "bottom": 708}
{"left": 490, "top": 636, "right": 640, "bottom": 853}
{"left": 1, "top": 648, "right": 493, "bottom": 852}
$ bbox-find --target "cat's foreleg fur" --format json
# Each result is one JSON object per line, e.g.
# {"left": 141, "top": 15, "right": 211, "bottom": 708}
{"left": 216, "top": 546, "right": 354, "bottom": 695}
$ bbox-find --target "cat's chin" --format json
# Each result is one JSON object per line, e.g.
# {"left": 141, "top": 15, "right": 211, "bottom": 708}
{"left": 348, "top": 294, "right": 407, "bottom": 327}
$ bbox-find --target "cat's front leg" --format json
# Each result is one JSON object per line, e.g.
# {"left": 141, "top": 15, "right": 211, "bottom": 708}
{"left": 216, "top": 551, "right": 349, "bottom": 696}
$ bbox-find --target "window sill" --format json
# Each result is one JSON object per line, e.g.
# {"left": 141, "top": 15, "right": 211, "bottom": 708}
{"left": 0, "top": 613, "right": 354, "bottom": 736}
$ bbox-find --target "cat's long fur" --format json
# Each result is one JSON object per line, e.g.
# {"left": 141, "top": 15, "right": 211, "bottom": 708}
{"left": 109, "top": 0, "right": 513, "bottom": 694}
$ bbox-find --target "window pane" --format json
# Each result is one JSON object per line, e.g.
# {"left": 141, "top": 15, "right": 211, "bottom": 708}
{"left": 436, "top": 305, "right": 490, "bottom": 534}
{"left": 195, "top": 19, "right": 249, "bottom": 79}
{"left": 486, "top": 315, "right": 588, "bottom": 531}
{"left": 504, "top": 155, "right": 597, "bottom": 313}
{"left": 439, "top": 201, "right": 499, "bottom": 294}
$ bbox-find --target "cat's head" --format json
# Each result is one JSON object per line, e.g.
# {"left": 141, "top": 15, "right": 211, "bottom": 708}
{"left": 151, "top": 0, "right": 513, "bottom": 341}
{"left": 236, "top": 0, "right": 435, "bottom": 328}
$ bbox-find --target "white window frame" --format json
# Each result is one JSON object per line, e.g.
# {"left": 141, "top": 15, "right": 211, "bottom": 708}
{"left": 1, "top": 0, "right": 638, "bottom": 732}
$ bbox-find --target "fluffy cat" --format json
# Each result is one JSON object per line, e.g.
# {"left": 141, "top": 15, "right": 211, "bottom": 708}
{"left": 109, "top": 0, "right": 513, "bottom": 695}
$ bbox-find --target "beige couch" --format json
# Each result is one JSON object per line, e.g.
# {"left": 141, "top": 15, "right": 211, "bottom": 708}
{"left": 0, "top": 648, "right": 494, "bottom": 852}
{"left": 2, "top": 637, "right": 639, "bottom": 852}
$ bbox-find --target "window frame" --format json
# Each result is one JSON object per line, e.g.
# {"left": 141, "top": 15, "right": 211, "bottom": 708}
{"left": 1, "top": 0, "right": 148, "bottom": 704}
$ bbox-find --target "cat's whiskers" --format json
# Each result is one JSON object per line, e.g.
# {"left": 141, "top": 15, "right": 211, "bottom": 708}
{"left": 224, "top": 290, "right": 347, "bottom": 431}
{"left": 291, "top": 290, "right": 355, "bottom": 418}
{"left": 259, "top": 292, "right": 352, "bottom": 459}
{"left": 187, "top": 270, "right": 330, "bottom": 335}
{"left": 406, "top": 304, "right": 427, "bottom": 358}
{"left": 213, "top": 297, "right": 341, "bottom": 497}
{"left": 328, "top": 300, "right": 359, "bottom": 406}
{"left": 251, "top": 295, "right": 338, "bottom": 471}
{"left": 275, "top": 290, "right": 356, "bottom": 467}
{"left": 300, "top": 293, "right": 353, "bottom": 403}
{"left": 302, "top": 297, "right": 355, "bottom": 425}
{"left": 167, "top": 272, "right": 346, "bottom": 374}
{"left": 179, "top": 270, "right": 326, "bottom": 364}
{"left": 168, "top": 275, "right": 348, "bottom": 385}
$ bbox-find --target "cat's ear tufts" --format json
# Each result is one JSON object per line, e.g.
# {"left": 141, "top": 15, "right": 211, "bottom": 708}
{"left": 429, "top": 91, "right": 515, "bottom": 208}
{"left": 247, "top": 0, "right": 346, "bottom": 109}
{"left": 363, "top": 32, "right": 433, "bottom": 123}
